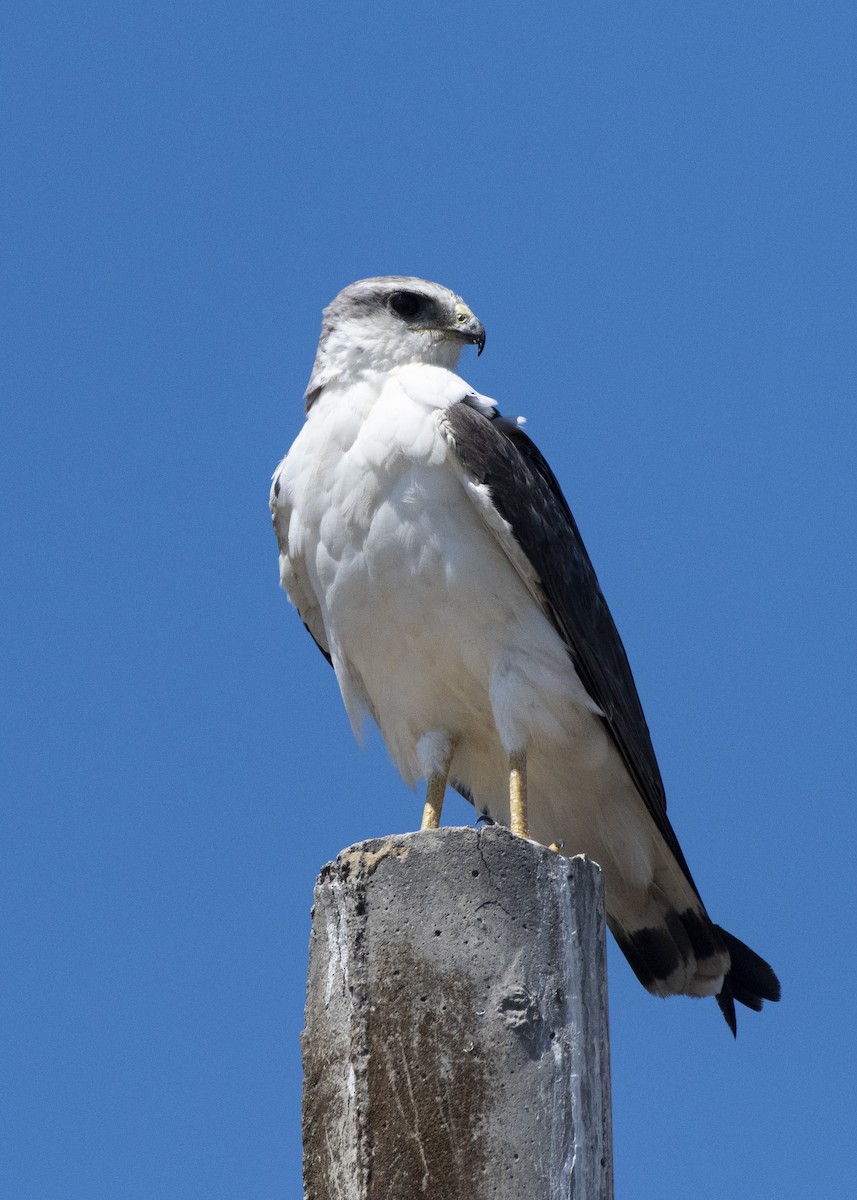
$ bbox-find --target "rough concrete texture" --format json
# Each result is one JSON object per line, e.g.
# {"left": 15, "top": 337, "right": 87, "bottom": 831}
{"left": 302, "top": 825, "right": 613, "bottom": 1200}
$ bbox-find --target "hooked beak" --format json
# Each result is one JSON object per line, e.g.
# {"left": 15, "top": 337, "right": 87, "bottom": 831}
{"left": 451, "top": 304, "right": 486, "bottom": 356}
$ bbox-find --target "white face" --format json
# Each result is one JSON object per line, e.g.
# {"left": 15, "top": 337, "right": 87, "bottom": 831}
{"left": 306, "top": 277, "right": 485, "bottom": 405}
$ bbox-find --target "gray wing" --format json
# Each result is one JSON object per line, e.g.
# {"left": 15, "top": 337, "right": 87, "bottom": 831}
{"left": 441, "top": 399, "right": 701, "bottom": 895}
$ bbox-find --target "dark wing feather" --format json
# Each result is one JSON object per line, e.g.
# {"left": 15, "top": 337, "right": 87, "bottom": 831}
{"left": 443, "top": 400, "right": 701, "bottom": 896}
{"left": 303, "top": 624, "right": 333, "bottom": 666}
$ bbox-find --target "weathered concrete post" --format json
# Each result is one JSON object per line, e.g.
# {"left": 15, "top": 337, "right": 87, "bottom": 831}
{"left": 302, "top": 825, "right": 613, "bottom": 1200}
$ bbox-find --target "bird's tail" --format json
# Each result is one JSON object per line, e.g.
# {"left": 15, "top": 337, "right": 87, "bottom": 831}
{"left": 609, "top": 900, "right": 780, "bottom": 1034}
{"left": 712, "top": 925, "right": 782, "bottom": 1035}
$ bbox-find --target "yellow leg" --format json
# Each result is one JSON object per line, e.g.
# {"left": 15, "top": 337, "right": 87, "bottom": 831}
{"left": 420, "top": 741, "right": 455, "bottom": 830}
{"left": 421, "top": 776, "right": 445, "bottom": 830}
{"left": 509, "top": 748, "right": 528, "bottom": 838}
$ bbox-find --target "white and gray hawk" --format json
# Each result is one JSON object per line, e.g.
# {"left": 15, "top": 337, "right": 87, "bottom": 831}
{"left": 270, "top": 276, "right": 780, "bottom": 1033}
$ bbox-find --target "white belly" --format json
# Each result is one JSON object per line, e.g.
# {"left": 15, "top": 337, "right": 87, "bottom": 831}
{"left": 281, "top": 379, "right": 656, "bottom": 895}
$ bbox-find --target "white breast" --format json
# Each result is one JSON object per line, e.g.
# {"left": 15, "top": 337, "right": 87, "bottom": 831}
{"left": 274, "top": 364, "right": 656, "bottom": 896}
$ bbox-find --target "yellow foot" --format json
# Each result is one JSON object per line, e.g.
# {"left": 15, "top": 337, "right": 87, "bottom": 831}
{"left": 509, "top": 748, "right": 528, "bottom": 838}
{"left": 421, "top": 779, "right": 444, "bottom": 830}
{"left": 419, "top": 738, "right": 455, "bottom": 831}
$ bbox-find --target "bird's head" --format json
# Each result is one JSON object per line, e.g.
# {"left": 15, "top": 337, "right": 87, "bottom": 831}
{"left": 305, "top": 276, "right": 485, "bottom": 409}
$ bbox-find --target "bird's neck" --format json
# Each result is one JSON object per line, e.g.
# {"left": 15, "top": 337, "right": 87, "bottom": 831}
{"left": 305, "top": 324, "right": 462, "bottom": 410}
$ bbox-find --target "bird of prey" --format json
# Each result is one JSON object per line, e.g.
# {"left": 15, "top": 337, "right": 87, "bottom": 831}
{"left": 270, "top": 276, "right": 780, "bottom": 1033}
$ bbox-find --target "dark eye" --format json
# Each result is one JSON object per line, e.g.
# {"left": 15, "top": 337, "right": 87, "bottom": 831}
{"left": 388, "top": 290, "right": 422, "bottom": 320}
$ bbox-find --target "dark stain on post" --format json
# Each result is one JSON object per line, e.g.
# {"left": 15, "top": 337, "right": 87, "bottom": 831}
{"left": 365, "top": 951, "right": 488, "bottom": 1198}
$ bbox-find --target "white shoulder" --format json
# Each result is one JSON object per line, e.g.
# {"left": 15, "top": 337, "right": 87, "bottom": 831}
{"left": 392, "top": 362, "right": 498, "bottom": 415}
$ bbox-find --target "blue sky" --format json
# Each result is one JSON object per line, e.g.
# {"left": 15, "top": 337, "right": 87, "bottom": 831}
{"left": 3, "top": 2, "right": 856, "bottom": 1196}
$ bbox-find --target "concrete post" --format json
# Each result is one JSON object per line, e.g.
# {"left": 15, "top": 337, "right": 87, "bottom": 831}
{"left": 302, "top": 825, "right": 613, "bottom": 1200}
